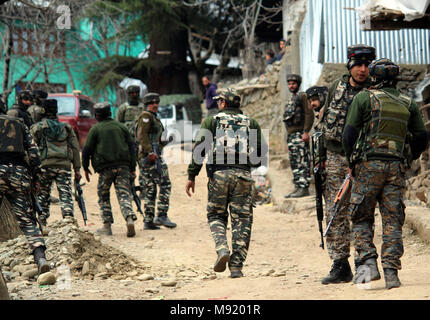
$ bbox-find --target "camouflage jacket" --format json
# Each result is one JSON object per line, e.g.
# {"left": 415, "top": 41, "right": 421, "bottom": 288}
{"left": 116, "top": 101, "right": 145, "bottom": 140}
{"left": 30, "top": 118, "right": 81, "bottom": 171}
{"left": 136, "top": 110, "right": 166, "bottom": 158}
{"left": 7, "top": 105, "right": 34, "bottom": 129}
{"left": 320, "top": 74, "right": 371, "bottom": 154}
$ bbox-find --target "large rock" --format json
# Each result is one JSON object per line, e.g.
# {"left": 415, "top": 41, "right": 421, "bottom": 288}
{"left": 37, "top": 272, "right": 56, "bottom": 285}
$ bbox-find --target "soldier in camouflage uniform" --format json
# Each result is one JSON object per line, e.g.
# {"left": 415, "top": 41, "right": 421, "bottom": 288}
{"left": 30, "top": 99, "right": 81, "bottom": 226}
{"left": 116, "top": 86, "right": 146, "bottom": 192}
{"left": 283, "top": 74, "right": 314, "bottom": 198}
{"left": 186, "top": 88, "right": 266, "bottom": 278}
{"left": 306, "top": 86, "right": 328, "bottom": 131}
{"left": 0, "top": 111, "right": 50, "bottom": 275}
{"left": 319, "top": 44, "right": 375, "bottom": 285}
{"left": 82, "top": 102, "right": 138, "bottom": 237}
{"left": 136, "top": 93, "right": 176, "bottom": 230}
{"left": 343, "top": 59, "right": 428, "bottom": 289}
{"left": 28, "top": 89, "right": 48, "bottom": 123}
{"left": 7, "top": 90, "right": 34, "bottom": 128}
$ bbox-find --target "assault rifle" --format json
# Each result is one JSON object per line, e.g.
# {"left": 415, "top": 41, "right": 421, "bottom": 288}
{"left": 31, "top": 192, "right": 44, "bottom": 233}
{"left": 323, "top": 173, "right": 352, "bottom": 237}
{"left": 130, "top": 177, "right": 144, "bottom": 216}
{"left": 74, "top": 181, "right": 87, "bottom": 226}
{"left": 311, "top": 132, "right": 325, "bottom": 250}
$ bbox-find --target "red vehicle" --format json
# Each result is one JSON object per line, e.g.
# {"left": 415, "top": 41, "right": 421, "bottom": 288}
{"left": 48, "top": 91, "right": 97, "bottom": 148}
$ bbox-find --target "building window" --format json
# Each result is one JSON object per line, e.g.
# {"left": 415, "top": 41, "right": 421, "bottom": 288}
{"left": 11, "top": 28, "right": 65, "bottom": 58}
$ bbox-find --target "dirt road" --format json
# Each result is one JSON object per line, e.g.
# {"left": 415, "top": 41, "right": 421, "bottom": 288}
{"left": 9, "top": 145, "right": 430, "bottom": 300}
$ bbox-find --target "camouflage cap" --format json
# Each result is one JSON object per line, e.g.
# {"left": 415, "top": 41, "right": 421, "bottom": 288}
{"left": 213, "top": 88, "right": 240, "bottom": 103}
{"left": 286, "top": 74, "right": 302, "bottom": 84}
{"left": 143, "top": 92, "right": 160, "bottom": 105}
{"left": 369, "top": 58, "right": 399, "bottom": 79}
{"left": 347, "top": 44, "right": 376, "bottom": 70}
{"left": 306, "top": 86, "right": 328, "bottom": 98}
{"left": 17, "top": 90, "right": 33, "bottom": 101}
{"left": 126, "top": 85, "right": 140, "bottom": 94}
{"left": 93, "top": 101, "right": 111, "bottom": 113}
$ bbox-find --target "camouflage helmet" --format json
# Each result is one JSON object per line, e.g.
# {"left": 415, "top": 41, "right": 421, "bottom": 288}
{"left": 17, "top": 90, "right": 33, "bottom": 102}
{"left": 126, "top": 85, "right": 140, "bottom": 94}
{"left": 213, "top": 88, "right": 241, "bottom": 105}
{"left": 286, "top": 74, "right": 302, "bottom": 85}
{"left": 369, "top": 58, "right": 399, "bottom": 80}
{"left": 143, "top": 92, "right": 160, "bottom": 105}
{"left": 347, "top": 44, "right": 376, "bottom": 69}
{"left": 306, "top": 86, "right": 328, "bottom": 101}
{"left": 93, "top": 101, "right": 111, "bottom": 115}
{"left": 43, "top": 99, "right": 58, "bottom": 114}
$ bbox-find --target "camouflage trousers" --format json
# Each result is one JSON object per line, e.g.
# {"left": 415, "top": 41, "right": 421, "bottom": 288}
{"left": 0, "top": 164, "right": 45, "bottom": 251}
{"left": 207, "top": 168, "right": 253, "bottom": 271}
{"left": 38, "top": 167, "right": 73, "bottom": 220}
{"left": 323, "top": 150, "right": 351, "bottom": 261}
{"left": 97, "top": 166, "right": 137, "bottom": 224}
{"left": 287, "top": 131, "right": 311, "bottom": 189}
{"left": 349, "top": 160, "right": 406, "bottom": 270}
{"left": 139, "top": 158, "right": 171, "bottom": 222}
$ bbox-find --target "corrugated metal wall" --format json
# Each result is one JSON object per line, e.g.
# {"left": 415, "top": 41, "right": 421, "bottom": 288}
{"left": 323, "top": 0, "right": 430, "bottom": 64}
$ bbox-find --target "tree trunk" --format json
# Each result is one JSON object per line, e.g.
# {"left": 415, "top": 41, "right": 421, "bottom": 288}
{"left": 2, "top": 24, "right": 12, "bottom": 101}
{"left": 148, "top": 29, "right": 191, "bottom": 94}
{"left": 0, "top": 199, "right": 23, "bottom": 243}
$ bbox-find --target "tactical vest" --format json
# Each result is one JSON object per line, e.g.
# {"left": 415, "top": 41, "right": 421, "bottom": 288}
{"left": 213, "top": 112, "right": 251, "bottom": 165}
{"left": 322, "top": 80, "right": 357, "bottom": 143}
{"left": 0, "top": 115, "right": 25, "bottom": 154}
{"left": 139, "top": 111, "right": 164, "bottom": 145}
{"left": 283, "top": 93, "right": 305, "bottom": 127}
{"left": 350, "top": 89, "right": 411, "bottom": 164}
{"left": 36, "top": 119, "right": 71, "bottom": 161}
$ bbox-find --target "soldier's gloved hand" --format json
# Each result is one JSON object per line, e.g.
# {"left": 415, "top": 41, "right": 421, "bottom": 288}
{"left": 33, "top": 182, "right": 41, "bottom": 195}
{"left": 84, "top": 169, "right": 92, "bottom": 183}
{"left": 74, "top": 171, "right": 81, "bottom": 183}
{"left": 147, "top": 153, "right": 158, "bottom": 163}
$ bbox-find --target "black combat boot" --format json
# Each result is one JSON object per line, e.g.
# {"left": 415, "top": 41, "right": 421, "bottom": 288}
{"left": 154, "top": 214, "right": 177, "bottom": 228}
{"left": 144, "top": 221, "right": 161, "bottom": 230}
{"left": 321, "top": 258, "right": 353, "bottom": 284}
{"left": 96, "top": 222, "right": 113, "bottom": 235}
{"left": 230, "top": 269, "right": 243, "bottom": 278}
{"left": 289, "top": 188, "right": 310, "bottom": 198}
{"left": 384, "top": 268, "right": 401, "bottom": 289}
{"left": 213, "top": 250, "right": 230, "bottom": 272}
{"left": 353, "top": 258, "right": 381, "bottom": 284}
{"left": 33, "top": 246, "right": 50, "bottom": 275}
{"left": 126, "top": 216, "right": 136, "bottom": 237}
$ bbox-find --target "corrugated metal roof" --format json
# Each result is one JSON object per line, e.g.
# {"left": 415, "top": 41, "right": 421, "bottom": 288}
{"left": 322, "top": 0, "right": 430, "bottom": 64}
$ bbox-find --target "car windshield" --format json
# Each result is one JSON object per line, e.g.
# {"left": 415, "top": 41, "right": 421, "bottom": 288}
{"left": 157, "top": 104, "right": 174, "bottom": 119}
{"left": 54, "top": 96, "right": 76, "bottom": 116}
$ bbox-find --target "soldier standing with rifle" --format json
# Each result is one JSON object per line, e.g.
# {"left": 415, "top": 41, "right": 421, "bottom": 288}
{"left": 116, "top": 85, "right": 146, "bottom": 194}
{"left": 283, "top": 74, "right": 314, "bottom": 198}
{"left": 318, "top": 44, "right": 375, "bottom": 285}
{"left": 0, "top": 108, "right": 50, "bottom": 275}
{"left": 343, "top": 59, "right": 428, "bottom": 289}
{"left": 136, "top": 93, "right": 176, "bottom": 230}
{"left": 82, "top": 102, "right": 138, "bottom": 237}
{"left": 30, "top": 99, "right": 82, "bottom": 229}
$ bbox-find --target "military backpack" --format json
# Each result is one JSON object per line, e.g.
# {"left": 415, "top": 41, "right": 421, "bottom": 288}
{"left": 36, "top": 119, "right": 72, "bottom": 161}
{"left": 350, "top": 89, "right": 412, "bottom": 165}
{"left": 0, "top": 115, "right": 25, "bottom": 154}
{"left": 213, "top": 112, "right": 251, "bottom": 165}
